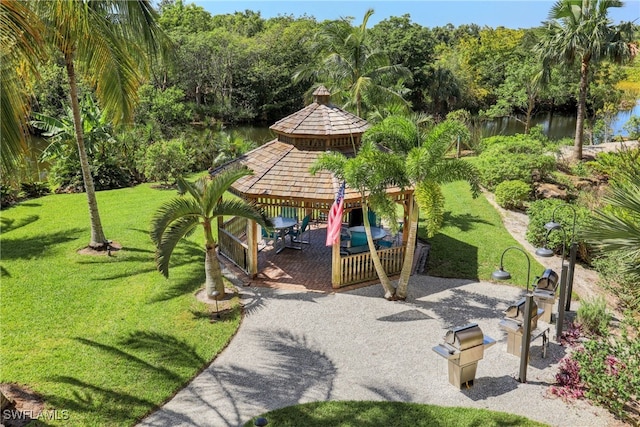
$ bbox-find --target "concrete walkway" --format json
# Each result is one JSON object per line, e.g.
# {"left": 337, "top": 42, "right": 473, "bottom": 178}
{"left": 138, "top": 276, "right": 618, "bottom": 427}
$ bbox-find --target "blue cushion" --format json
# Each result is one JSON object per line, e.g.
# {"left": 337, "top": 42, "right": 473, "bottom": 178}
{"left": 350, "top": 231, "right": 367, "bottom": 247}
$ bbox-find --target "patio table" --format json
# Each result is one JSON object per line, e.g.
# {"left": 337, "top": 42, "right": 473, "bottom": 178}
{"left": 271, "top": 216, "right": 299, "bottom": 254}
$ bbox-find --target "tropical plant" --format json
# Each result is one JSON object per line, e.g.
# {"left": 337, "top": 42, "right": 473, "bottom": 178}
{"left": 536, "top": 0, "right": 636, "bottom": 161}
{"left": 294, "top": 9, "right": 411, "bottom": 118}
{"left": 363, "top": 116, "right": 480, "bottom": 299}
{"left": 310, "top": 140, "right": 408, "bottom": 300}
{"left": 31, "top": 93, "right": 134, "bottom": 191}
{"left": 150, "top": 167, "right": 269, "bottom": 298}
{"left": 142, "top": 139, "right": 191, "bottom": 185}
{"left": 0, "top": 0, "right": 43, "bottom": 174}
{"left": 30, "top": 0, "right": 169, "bottom": 249}
{"left": 581, "top": 170, "right": 640, "bottom": 304}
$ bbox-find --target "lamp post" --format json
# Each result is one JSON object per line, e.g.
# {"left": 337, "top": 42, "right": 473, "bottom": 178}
{"left": 492, "top": 246, "right": 532, "bottom": 383}
{"left": 545, "top": 204, "right": 578, "bottom": 311}
{"left": 535, "top": 225, "right": 568, "bottom": 340}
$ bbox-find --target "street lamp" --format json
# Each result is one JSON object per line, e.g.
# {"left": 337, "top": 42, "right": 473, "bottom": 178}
{"left": 545, "top": 204, "right": 578, "bottom": 311}
{"left": 492, "top": 246, "right": 532, "bottom": 383}
{"left": 535, "top": 225, "right": 568, "bottom": 340}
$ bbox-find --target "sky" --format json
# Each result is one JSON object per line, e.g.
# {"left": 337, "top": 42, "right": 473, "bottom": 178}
{"left": 192, "top": 0, "right": 640, "bottom": 29}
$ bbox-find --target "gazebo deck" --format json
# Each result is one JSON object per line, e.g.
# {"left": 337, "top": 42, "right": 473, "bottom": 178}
{"left": 220, "top": 222, "right": 392, "bottom": 293}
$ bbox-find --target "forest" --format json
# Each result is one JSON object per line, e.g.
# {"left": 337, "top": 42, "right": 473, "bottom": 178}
{"left": 3, "top": 0, "right": 639, "bottom": 195}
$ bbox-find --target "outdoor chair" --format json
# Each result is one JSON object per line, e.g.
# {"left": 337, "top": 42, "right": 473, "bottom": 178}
{"left": 345, "top": 231, "right": 370, "bottom": 255}
{"left": 367, "top": 210, "right": 380, "bottom": 227}
{"left": 260, "top": 226, "right": 279, "bottom": 251}
{"left": 291, "top": 214, "right": 311, "bottom": 246}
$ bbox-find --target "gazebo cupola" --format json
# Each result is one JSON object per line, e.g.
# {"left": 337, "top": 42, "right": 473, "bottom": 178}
{"left": 269, "top": 85, "right": 369, "bottom": 152}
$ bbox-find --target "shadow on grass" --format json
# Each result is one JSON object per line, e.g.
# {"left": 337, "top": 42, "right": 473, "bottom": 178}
{"left": 148, "top": 241, "right": 207, "bottom": 303}
{"left": 427, "top": 233, "right": 479, "bottom": 280}
{"left": 118, "top": 331, "right": 207, "bottom": 368}
{"left": 0, "top": 214, "right": 39, "bottom": 233}
{"left": 0, "top": 228, "right": 84, "bottom": 261}
{"left": 42, "top": 332, "right": 209, "bottom": 425}
{"left": 442, "top": 211, "right": 493, "bottom": 232}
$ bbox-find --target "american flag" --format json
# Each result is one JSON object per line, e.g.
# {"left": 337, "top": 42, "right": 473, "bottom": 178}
{"left": 325, "top": 181, "right": 345, "bottom": 246}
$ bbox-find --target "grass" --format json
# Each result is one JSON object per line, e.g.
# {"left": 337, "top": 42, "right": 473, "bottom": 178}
{"left": 0, "top": 183, "right": 241, "bottom": 426}
{"left": 426, "top": 181, "right": 544, "bottom": 288}
{"left": 244, "top": 401, "right": 548, "bottom": 427}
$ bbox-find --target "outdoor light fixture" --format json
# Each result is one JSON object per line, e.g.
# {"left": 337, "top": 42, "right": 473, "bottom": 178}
{"left": 210, "top": 290, "right": 221, "bottom": 319}
{"left": 535, "top": 226, "right": 569, "bottom": 340}
{"left": 492, "top": 246, "right": 533, "bottom": 383}
{"left": 546, "top": 204, "right": 578, "bottom": 311}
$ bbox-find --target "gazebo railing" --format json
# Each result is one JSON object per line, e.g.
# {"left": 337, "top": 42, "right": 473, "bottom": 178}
{"left": 339, "top": 245, "right": 405, "bottom": 287}
{"left": 218, "top": 217, "right": 249, "bottom": 273}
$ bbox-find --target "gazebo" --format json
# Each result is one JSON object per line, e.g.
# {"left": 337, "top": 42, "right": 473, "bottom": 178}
{"left": 213, "top": 86, "right": 413, "bottom": 288}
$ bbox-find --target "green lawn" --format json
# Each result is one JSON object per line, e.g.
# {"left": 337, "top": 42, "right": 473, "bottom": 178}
{"left": 0, "top": 184, "right": 240, "bottom": 426}
{"left": 245, "top": 401, "right": 548, "bottom": 427}
{"left": 426, "top": 181, "right": 544, "bottom": 288}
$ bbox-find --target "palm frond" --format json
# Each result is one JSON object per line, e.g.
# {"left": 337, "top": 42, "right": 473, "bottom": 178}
{"left": 150, "top": 197, "right": 202, "bottom": 245}
{"left": 156, "top": 216, "right": 200, "bottom": 278}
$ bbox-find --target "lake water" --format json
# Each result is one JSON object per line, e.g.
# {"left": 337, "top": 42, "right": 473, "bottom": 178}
{"left": 232, "top": 102, "right": 640, "bottom": 143}
{"left": 482, "top": 102, "right": 640, "bottom": 140}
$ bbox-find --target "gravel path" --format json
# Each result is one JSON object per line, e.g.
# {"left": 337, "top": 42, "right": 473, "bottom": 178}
{"left": 138, "top": 278, "right": 619, "bottom": 427}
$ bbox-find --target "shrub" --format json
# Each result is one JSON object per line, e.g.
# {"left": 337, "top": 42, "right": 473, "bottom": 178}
{"left": 142, "top": 139, "right": 191, "bottom": 185}
{"left": 623, "top": 115, "right": 640, "bottom": 140}
{"left": 572, "top": 317, "right": 640, "bottom": 422}
{"left": 494, "top": 180, "right": 531, "bottom": 210}
{"left": 20, "top": 182, "right": 51, "bottom": 199}
{"left": 591, "top": 253, "right": 640, "bottom": 312}
{"left": 476, "top": 134, "right": 556, "bottom": 190}
{"left": 587, "top": 147, "right": 640, "bottom": 181}
{"left": 0, "top": 184, "right": 18, "bottom": 209}
{"left": 577, "top": 297, "right": 611, "bottom": 336}
{"left": 525, "top": 199, "right": 591, "bottom": 261}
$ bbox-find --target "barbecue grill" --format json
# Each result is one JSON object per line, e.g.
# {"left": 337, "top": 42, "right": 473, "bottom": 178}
{"left": 432, "top": 323, "right": 495, "bottom": 388}
{"left": 532, "top": 269, "right": 559, "bottom": 323}
{"left": 499, "top": 298, "right": 547, "bottom": 357}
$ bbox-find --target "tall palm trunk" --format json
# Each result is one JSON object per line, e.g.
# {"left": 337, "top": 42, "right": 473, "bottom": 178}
{"left": 396, "top": 198, "right": 418, "bottom": 299}
{"left": 362, "top": 205, "right": 395, "bottom": 299}
{"left": 65, "top": 53, "right": 106, "bottom": 248}
{"left": 574, "top": 56, "right": 590, "bottom": 162}
{"left": 203, "top": 220, "right": 225, "bottom": 297}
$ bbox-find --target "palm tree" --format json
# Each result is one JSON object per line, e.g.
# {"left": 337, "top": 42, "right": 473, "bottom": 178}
{"left": 31, "top": 0, "right": 169, "bottom": 249}
{"left": 582, "top": 170, "right": 640, "bottom": 300}
{"left": 364, "top": 116, "right": 481, "bottom": 299}
{"left": 310, "top": 140, "right": 408, "bottom": 300}
{"left": 0, "top": 0, "right": 43, "bottom": 173}
{"left": 536, "top": 0, "right": 636, "bottom": 162}
{"left": 294, "top": 8, "right": 411, "bottom": 118}
{"left": 150, "top": 167, "right": 269, "bottom": 298}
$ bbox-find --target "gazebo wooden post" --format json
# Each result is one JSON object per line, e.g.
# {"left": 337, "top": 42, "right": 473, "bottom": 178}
{"left": 246, "top": 220, "right": 258, "bottom": 277}
{"left": 331, "top": 239, "right": 341, "bottom": 288}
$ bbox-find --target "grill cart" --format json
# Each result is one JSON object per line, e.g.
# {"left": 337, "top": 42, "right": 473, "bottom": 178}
{"left": 432, "top": 323, "right": 496, "bottom": 389}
